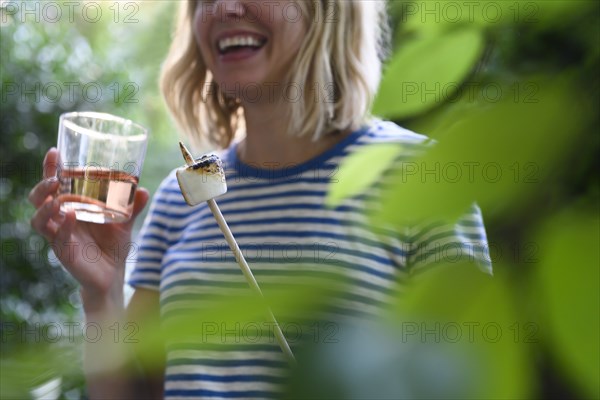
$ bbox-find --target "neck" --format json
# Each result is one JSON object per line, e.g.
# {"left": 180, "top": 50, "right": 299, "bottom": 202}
{"left": 238, "top": 99, "right": 353, "bottom": 168}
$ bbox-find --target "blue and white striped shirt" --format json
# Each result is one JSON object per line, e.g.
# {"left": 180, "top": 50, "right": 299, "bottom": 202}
{"left": 129, "top": 121, "right": 492, "bottom": 399}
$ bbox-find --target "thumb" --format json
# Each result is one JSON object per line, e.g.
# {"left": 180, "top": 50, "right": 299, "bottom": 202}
{"left": 43, "top": 147, "right": 59, "bottom": 179}
{"left": 131, "top": 187, "right": 150, "bottom": 221}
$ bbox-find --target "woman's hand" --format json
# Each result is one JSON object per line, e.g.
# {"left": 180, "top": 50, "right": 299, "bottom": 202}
{"left": 29, "top": 148, "right": 149, "bottom": 312}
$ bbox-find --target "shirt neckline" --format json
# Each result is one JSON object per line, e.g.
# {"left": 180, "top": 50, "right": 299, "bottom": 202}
{"left": 225, "top": 125, "right": 369, "bottom": 179}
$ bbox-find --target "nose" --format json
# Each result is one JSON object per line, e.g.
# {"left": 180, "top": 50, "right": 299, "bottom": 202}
{"left": 213, "top": 0, "right": 246, "bottom": 20}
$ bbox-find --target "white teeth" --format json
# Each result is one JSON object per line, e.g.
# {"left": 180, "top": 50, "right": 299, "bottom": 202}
{"left": 218, "top": 35, "right": 264, "bottom": 52}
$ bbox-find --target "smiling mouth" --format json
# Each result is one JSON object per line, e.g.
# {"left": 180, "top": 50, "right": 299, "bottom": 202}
{"left": 217, "top": 35, "right": 267, "bottom": 55}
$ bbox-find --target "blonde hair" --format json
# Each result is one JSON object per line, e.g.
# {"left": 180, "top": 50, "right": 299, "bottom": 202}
{"left": 160, "top": 0, "right": 389, "bottom": 150}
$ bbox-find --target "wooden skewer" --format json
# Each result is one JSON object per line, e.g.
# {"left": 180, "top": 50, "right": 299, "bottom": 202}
{"left": 179, "top": 142, "right": 296, "bottom": 365}
{"left": 206, "top": 200, "right": 296, "bottom": 365}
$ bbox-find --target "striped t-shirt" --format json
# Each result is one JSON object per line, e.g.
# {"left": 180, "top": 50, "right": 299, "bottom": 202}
{"left": 129, "top": 120, "right": 492, "bottom": 399}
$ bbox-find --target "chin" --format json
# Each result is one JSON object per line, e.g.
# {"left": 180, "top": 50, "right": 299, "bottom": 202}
{"left": 215, "top": 75, "right": 271, "bottom": 99}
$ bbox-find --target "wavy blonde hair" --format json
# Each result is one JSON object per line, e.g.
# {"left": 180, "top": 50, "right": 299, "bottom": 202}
{"left": 160, "top": 0, "right": 389, "bottom": 150}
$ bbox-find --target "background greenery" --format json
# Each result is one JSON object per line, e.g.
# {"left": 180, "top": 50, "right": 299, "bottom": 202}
{"left": 1, "top": 1, "right": 598, "bottom": 399}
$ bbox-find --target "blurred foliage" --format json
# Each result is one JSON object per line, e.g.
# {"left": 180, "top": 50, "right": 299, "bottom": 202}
{"left": 331, "top": 0, "right": 599, "bottom": 399}
{"left": 535, "top": 210, "right": 599, "bottom": 398}
{"left": 1, "top": 0, "right": 599, "bottom": 399}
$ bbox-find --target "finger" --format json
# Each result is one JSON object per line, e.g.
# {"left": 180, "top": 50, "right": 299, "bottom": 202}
{"left": 122, "top": 188, "right": 149, "bottom": 230}
{"left": 55, "top": 210, "right": 76, "bottom": 248}
{"left": 43, "top": 148, "right": 59, "bottom": 180}
{"left": 50, "top": 210, "right": 66, "bottom": 225}
{"left": 131, "top": 187, "right": 150, "bottom": 220}
{"left": 30, "top": 197, "right": 61, "bottom": 240}
{"left": 28, "top": 148, "right": 60, "bottom": 207}
{"left": 28, "top": 178, "right": 59, "bottom": 208}
{"left": 51, "top": 211, "right": 78, "bottom": 269}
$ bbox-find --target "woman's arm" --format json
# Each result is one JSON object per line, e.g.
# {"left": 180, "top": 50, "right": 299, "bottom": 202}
{"left": 29, "top": 149, "right": 163, "bottom": 398}
{"left": 83, "top": 288, "right": 164, "bottom": 399}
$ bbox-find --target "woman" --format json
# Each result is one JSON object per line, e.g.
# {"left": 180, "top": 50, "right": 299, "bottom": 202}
{"left": 29, "top": 0, "right": 491, "bottom": 398}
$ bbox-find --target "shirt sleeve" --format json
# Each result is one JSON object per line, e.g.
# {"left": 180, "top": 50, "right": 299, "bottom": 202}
{"left": 128, "top": 174, "right": 176, "bottom": 291}
{"left": 407, "top": 203, "right": 493, "bottom": 275}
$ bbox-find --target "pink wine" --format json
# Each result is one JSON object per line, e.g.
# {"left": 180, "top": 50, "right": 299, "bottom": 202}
{"left": 57, "top": 168, "right": 138, "bottom": 223}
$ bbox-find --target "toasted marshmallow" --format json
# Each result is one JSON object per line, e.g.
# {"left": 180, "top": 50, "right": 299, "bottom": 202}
{"left": 176, "top": 154, "right": 227, "bottom": 206}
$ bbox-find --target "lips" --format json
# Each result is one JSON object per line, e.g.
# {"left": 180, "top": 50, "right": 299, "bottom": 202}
{"left": 215, "top": 31, "right": 267, "bottom": 60}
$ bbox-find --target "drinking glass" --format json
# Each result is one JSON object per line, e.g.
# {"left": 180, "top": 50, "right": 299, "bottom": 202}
{"left": 56, "top": 111, "right": 148, "bottom": 224}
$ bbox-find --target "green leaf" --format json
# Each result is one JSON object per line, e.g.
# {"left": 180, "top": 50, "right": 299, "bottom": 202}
{"left": 535, "top": 209, "right": 600, "bottom": 398}
{"left": 373, "top": 28, "right": 484, "bottom": 119}
{"left": 373, "top": 77, "right": 585, "bottom": 224}
{"left": 325, "top": 144, "right": 403, "bottom": 207}
{"left": 395, "top": 263, "right": 534, "bottom": 399}
{"left": 398, "top": 0, "right": 583, "bottom": 36}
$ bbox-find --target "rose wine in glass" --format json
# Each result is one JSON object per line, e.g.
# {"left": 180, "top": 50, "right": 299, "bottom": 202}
{"left": 57, "top": 112, "right": 147, "bottom": 224}
{"left": 57, "top": 167, "right": 139, "bottom": 223}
